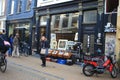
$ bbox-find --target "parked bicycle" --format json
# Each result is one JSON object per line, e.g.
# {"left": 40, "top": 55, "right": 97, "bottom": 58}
{"left": 19, "top": 41, "right": 30, "bottom": 57}
{"left": 0, "top": 53, "right": 7, "bottom": 73}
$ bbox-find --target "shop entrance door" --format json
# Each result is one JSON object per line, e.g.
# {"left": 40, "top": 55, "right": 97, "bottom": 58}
{"left": 82, "top": 34, "right": 95, "bottom": 54}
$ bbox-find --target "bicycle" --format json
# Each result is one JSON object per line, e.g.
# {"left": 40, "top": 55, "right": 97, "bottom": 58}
{"left": 0, "top": 53, "right": 7, "bottom": 73}
{"left": 19, "top": 41, "right": 30, "bottom": 57}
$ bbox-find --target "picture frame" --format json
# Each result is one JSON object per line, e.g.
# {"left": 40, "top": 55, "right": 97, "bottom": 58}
{"left": 50, "top": 40, "right": 57, "bottom": 49}
{"left": 58, "top": 39, "right": 68, "bottom": 50}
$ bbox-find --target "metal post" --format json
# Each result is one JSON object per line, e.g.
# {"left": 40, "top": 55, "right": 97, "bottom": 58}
{"left": 29, "top": 19, "right": 33, "bottom": 55}
{"left": 46, "top": 16, "right": 51, "bottom": 45}
{"left": 46, "top": 9, "right": 51, "bottom": 45}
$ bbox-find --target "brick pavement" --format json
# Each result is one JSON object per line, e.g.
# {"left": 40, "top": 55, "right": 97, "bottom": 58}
{"left": 0, "top": 55, "right": 119, "bottom": 80}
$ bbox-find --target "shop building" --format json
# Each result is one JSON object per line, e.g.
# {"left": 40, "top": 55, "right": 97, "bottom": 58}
{"left": 6, "top": 0, "right": 37, "bottom": 55}
{"left": 35, "top": 0, "right": 106, "bottom": 55}
{"left": 0, "top": 0, "right": 7, "bottom": 32}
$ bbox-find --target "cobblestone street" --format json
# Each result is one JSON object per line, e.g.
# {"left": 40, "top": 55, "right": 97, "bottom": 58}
{"left": 0, "top": 55, "right": 119, "bottom": 80}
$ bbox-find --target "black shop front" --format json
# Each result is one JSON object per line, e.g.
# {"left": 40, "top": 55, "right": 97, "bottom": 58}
{"left": 35, "top": 0, "right": 104, "bottom": 57}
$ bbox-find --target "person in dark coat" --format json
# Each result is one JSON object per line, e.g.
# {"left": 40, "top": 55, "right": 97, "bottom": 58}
{"left": 40, "top": 36, "right": 50, "bottom": 67}
{"left": 0, "top": 30, "right": 9, "bottom": 54}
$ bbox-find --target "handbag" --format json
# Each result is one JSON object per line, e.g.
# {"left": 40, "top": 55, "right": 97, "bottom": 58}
{"left": 40, "top": 48, "right": 48, "bottom": 55}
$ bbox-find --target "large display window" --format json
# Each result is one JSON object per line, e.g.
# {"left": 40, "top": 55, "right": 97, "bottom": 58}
{"left": 50, "top": 12, "right": 79, "bottom": 50}
{"left": 8, "top": 23, "right": 30, "bottom": 43}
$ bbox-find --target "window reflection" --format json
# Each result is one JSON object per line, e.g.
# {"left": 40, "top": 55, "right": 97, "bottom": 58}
{"left": 26, "top": 0, "right": 32, "bottom": 11}
{"left": 62, "top": 14, "right": 69, "bottom": 28}
{"left": 83, "top": 10, "right": 97, "bottom": 23}
{"left": 17, "top": 0, "right": 22, "bottom": 13}
{"left": 54, "top": 15, "right": 60, "bottom": 28}
{"left": 71, "top": 13, "right": 79, "bottom": 28}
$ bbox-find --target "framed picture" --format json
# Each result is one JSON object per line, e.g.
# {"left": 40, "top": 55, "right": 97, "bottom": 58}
{"left": 58, "top": 39, "right": 68, "bottom": 50}
{"left": 50, "top": 40, "right": 57, "bottom": 49}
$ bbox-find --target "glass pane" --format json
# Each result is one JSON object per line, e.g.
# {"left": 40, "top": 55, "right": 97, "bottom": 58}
{"left": 105, "top": 0, "right": 118, "bottom": 13}
{"left": 17, "top": 0, "right": 22, "bottom": 13}
{"left": 62, "top": 14, "right": 69, "bottom": 28}
{"left": 83, "top": 10, "right": 97, "bottom": 23}
{"left": 41, "top": 16, "right": 47, "bottom": 22}
{"left": 11, "top": 0, "right": 14, "bottom": 14}
{"left": 54, "top": 15, "right": 60, "bottom": 28}
{"left": 71, "top": 13, "right": 79, "bottom": 28}
{"left": 26, "top": 0, "right": 32, "bottom": 11}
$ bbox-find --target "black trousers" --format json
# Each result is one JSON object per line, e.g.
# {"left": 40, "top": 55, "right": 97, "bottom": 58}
{"left": 40, "top": 54, "right": 46, "bottom": 66}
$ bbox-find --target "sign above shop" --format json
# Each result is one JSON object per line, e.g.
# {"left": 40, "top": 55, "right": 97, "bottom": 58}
{"left": 37, "top": 0, "right": 73, "bottom": 7}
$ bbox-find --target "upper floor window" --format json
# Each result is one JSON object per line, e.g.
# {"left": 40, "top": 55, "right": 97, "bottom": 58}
{"left": 17, "top": 0, "right": 22, "bottom": 13}
{"left": 0, "top": 0, "right": 5, "bottom": 16}
{"left": 83, "top": 10, "right": 97, "bottom": 23}
{"left": 105, "top": 0, "right": 119, "bottom": 14}
{"left": 10, "top": 0, "right": 14, "bottom": 14}
{"left": 26, "top": 0, "right": 32, "bottom": 11}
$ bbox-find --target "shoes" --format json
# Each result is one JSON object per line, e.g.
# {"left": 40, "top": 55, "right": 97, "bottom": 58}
{"left": 41, "top": 64, "right": 46, "bottom": 67}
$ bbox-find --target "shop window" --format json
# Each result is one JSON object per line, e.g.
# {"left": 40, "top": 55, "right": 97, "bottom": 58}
{"left": 83, "top": 10, "right": 97, "bottom": 23}
{"left": 26, "top": 0, "right": 32, "bottom": 11}
{"left": 62, "top": 14, "right": 69, "bottom": 28}
{"left": 71, "top": 13, "right": 79, "bottom": 28}
{"left": 51, "top": 13, "right": 78, "bottom": 50}
{"left": 17, "top": 0, "right": 22, "bottom": 13}
{"left": 105, "top": 0, "right": 119, "bottom": 13}
{"left": 54, "top": 15, "right": 60, "bottom": 28}
{"left": 10, "top": 0, "right": 15, "bottom": 14}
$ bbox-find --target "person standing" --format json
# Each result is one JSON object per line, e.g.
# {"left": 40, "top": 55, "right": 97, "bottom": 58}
{"left": 12, "top": 33, "right": 20, "bottom": 57}
{"left": 40, "top": 36, "right": 50, "bottom": 67}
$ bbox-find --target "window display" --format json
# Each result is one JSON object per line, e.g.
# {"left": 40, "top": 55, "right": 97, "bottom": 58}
{"left": 50, "top": 12, "right": 79, "bottom": 52}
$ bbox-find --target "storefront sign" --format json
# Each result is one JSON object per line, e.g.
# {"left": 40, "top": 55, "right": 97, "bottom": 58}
{"left": 37, "top": 0, "right": 73, "bottom": 7}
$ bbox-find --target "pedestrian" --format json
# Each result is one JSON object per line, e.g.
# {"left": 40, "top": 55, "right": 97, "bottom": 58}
{"left": 8, "top": 34, "right": 14, "bottom": 57}
{"left": 12, "top": 33, "right": 20, "bottom": 57}
{"left": 40, "top": 36, "right": 50, "bottom": 67}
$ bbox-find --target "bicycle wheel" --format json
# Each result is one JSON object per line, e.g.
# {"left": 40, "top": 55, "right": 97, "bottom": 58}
{"left": 0, "top": 59, "right": 7, "bottom": 73}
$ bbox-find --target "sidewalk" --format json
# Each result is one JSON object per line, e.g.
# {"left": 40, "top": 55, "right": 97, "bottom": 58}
{"left": 7, "top": 55, "right": 119, "bottom": 80}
